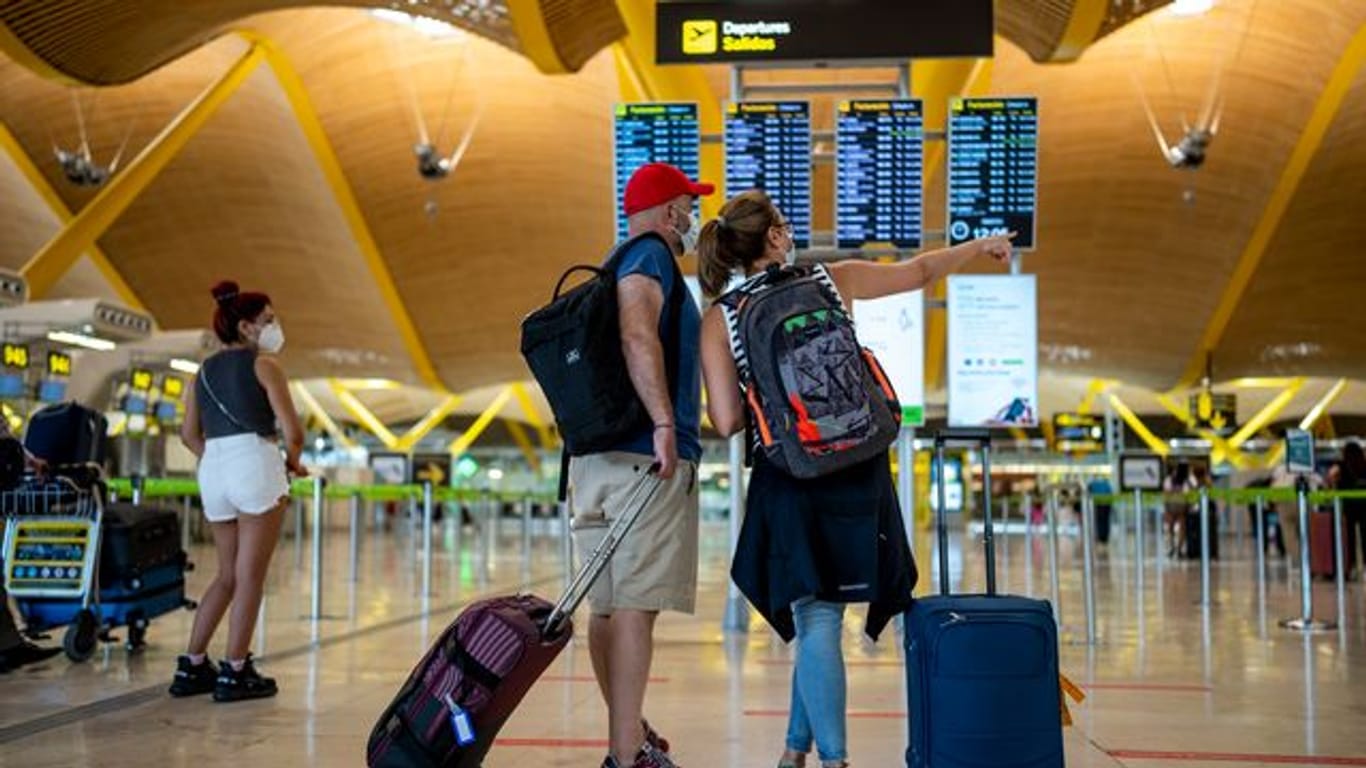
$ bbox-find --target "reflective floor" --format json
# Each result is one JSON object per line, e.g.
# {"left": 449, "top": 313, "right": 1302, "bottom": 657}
{"left": 1, "top": 501, "right": 1363, "bottom": 767}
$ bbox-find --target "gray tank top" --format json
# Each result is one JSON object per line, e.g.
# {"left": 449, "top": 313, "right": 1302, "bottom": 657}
{"left": 197, "top": 349, "right": 278, "bottom": 439}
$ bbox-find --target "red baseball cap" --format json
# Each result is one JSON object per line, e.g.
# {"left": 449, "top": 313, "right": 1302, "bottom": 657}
{"left": 623, "top": 162, "right": 714, "bottom": 217}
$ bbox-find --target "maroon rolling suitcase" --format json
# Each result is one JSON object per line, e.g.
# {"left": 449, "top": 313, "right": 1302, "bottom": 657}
{"left": 366, "top": 469, "right": 663, "bottom": 767}
{"left": 1309, "top": 510, "right": 1352, "bottom": 579}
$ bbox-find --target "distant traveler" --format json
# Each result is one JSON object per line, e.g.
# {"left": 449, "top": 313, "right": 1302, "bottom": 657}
{"left": 168, "top": 281, "right": 306, "bottom": 702}
{"left": 696, "top": 189, "right": 1013, "bottom": 768}
{"left": 1087, "top": 475, "right": 1114, "bottom": 546}
{"left": 569, "top": 162, "right": 712, "bottom": 768}
{"left": 0, "top": 429, "right": 61, "bottom": 674}
{"left": 1328, "top": 441, "right": 1365, "bottom": 580}
{"left": 1163, "top": 463, "right": 1194, "bottom": 558}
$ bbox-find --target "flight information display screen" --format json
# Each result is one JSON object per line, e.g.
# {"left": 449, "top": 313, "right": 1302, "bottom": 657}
{"left": 724, "top": 101, "right": 811, "bottom": 248}
{"left": 836, "top": 99, "right": 924, "bottom": 250}
{"left": 947, "top": 97, "right": 1038, "bottom": 250}
{"left": 614, "top": 103, "right": 701, "bottom": 241}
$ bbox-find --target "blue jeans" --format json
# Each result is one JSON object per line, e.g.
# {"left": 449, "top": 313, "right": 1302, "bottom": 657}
{"left": 786, "top": 599, "right": 847, "bottom": 764}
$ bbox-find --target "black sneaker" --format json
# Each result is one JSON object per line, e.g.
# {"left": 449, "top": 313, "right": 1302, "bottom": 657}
{"left": 169, "top": 655, "right": 218, "bottom": 697}
{"left": 0, "top": 641, "right": 61, "bottom": 673}
{"left": 213, "top": 655, "right": 278, "bottom": 703}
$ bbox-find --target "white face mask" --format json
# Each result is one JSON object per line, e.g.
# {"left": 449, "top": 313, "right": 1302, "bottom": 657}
{"left": 785, "top": 241, "right": 798, "bottom": 267}
{"left": 674, "top": 208, "right": 699, "bottom": 255}
{"left": 256, "top": 321, "right": 285, "bottom": 354}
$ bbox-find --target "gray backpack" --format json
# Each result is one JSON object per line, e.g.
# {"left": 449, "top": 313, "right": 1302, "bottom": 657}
{"left": 719, "top": 264, "right": 900, "bottom": 479}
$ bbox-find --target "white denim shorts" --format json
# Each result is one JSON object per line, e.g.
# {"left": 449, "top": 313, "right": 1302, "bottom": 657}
{"left": 197, "top": 433, "right": 290, "bottom": 523}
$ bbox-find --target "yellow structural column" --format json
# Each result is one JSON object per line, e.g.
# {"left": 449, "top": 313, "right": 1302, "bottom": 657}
{"left": 1108, "top": 394, "right": 1170, "bottom": 457}
{"left": 292, "top": 382, "right": 357, "bottom": 449}
{"left": 21, "top": 43, "right": 265, "bottom": 298}
{"left": 328, "top": 379, "right": 399, "bottom": 449}
{"left": 510, "top": 382, "right": 556, "bottom": 448}
{"left": 504, "top": 419, "right": 543, "bottom": 473}
{"left": 395, "top": 395, "right": 463, "bottom": 452}
{"left": 242, "top": 32, "right": 447, "bottom": 392}
{"left": 450, "top": 387, "right": 515, "bottom": 457}
{"left": 1178, "top": 23, "right": 1366, "bottom": 388}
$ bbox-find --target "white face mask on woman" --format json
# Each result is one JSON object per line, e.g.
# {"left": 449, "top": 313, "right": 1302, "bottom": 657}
{"left": 256, "top": 321, "right": 285, "bottom": 354}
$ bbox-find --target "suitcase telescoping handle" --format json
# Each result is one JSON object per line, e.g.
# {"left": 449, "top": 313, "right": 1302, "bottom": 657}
{"left": 544, "top": 466, "right": 664, "bottom": 638}
{"left": 933, "top": 429, "right": 996, "bottom": 597}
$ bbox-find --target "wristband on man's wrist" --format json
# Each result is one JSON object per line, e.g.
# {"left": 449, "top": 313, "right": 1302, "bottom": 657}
{"left": 654, "top": 423, "right": 675, "bottom": 430}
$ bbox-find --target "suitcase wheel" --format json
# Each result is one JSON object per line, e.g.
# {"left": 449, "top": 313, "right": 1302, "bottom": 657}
{"left": 63, "top": 610, "right": 99, "bottom": 663}
{"left": 125, "top": 615, "right": 148, "bottom": 653}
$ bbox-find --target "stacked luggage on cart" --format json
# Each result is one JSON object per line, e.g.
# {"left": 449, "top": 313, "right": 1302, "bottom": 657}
{"left": 0, "top": 403, "right": 194, "bottom": 661}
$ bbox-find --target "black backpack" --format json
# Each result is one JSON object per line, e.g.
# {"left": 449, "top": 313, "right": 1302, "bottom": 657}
{"left": 719, "top": 264, "right": 900, "bottom": 479}
{"left": 520, "top": 233, "right": 683, "bottom": 457}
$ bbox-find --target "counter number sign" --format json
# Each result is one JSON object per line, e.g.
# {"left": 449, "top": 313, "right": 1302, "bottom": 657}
{"left": 162, "top": 375, "right": 185, "bottom": 400}
{"left": 47, "top": 351, "right": 72, "bottom": 377}
{"left": 2, "top": 343, "right": 29, "bottom": 371}
{"left": 130, "top": 368, "right": 153, "bottom": 393}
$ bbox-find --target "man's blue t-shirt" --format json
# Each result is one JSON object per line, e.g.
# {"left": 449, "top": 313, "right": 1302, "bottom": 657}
{"left": 607, "top": 236, "right": 702, "bottom": 462}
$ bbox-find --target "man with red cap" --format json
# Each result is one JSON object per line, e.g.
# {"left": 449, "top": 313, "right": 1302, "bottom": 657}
{"left": 569, "top": 162, "right": 713, "bottom": 768}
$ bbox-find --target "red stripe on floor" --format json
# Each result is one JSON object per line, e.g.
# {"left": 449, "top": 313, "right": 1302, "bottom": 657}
{"left": 745, "top": 709, "right": 905, "bottom": 719}
{"left": 1108, "top": 749, "right": 1366, "bottom": 765}
{"left": 541, "top": 675, "right": 670, "bottom": 683}
{"left": 755, "top": 659, "right": 902, "bottom": 668}
{"left": 1084, "top": 682, "right": 1212, "bottom": 693}
{"left": 497, "top": 738, "right": 610, "bottom": 749}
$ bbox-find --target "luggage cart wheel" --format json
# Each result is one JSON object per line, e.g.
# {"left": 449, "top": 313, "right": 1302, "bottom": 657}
{"left": 64, "top": 610, "right": 99, "bottom": 662}
{"left": 125, "top": 616, "right": 148, "bottom": 653}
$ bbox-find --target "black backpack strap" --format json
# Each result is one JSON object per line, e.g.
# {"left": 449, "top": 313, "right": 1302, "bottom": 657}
{"left": 557, "top": 446, "right": 571, "bottom": 503}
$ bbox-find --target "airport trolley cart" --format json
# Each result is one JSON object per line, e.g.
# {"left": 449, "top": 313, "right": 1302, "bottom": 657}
{"left": 1, "top": 471, "right": 194, "bottom": 661}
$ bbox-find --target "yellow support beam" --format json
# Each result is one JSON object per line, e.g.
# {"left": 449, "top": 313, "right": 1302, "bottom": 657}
{"left": 20, "top": 43, "right": 266, "bottom": 299}
{"left": 510, "top": 382, "right": 555, "bottom": 448}
{"left": 241, "top": 32, "right": 447, "bottom": 392}
{"left": 505, "top": 419, "right": 543, "bottom": 473}
{"left": 1228, "top": 379, "right": 1305, "bottom": 448}
{"left": 1108, "top": 394, "right": 1169, "bottom": 457}
{"left": 1077, "top": 379, "right": 1118, "bottom": 415}
{"left": 1300, "top": 379, "right": 1349, "bottom": 431}
{"left": 329, "top": 379, "right": 399, "bottom": 449}
{"left": 1052, "top": 0, "right": 1110, "bottom": 62}
{"left": 613, "top": 0, "right": 724, "bottom": 220}
{"left": 1178, "top": 23, "right": 1366, "bottom": 388}
{"left": 1154, "top": 392, "right": 1246, "bottom": 468}
{"left": 292, "top": 382, "right": 357, "bottom": 450}
{"left": 504, "top": 0, "right": 572, "bottom": 74}
{"left": 0, "top": 121, "right": 149, "bottom": 313}
{"left": 395, "top": 394, "right": 462, "bottom": 452}
{"left": 450, "top": 387, "right": 514, "bottom": 457}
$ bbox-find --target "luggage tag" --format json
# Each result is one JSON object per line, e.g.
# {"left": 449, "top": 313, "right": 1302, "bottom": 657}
{"left": 443, "top": 693, "right": 477, "bottom": 747}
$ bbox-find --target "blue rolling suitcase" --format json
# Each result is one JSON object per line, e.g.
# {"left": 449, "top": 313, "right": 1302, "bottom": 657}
{"left": 904, "top": 430, "right": 1065, "bottom": 768}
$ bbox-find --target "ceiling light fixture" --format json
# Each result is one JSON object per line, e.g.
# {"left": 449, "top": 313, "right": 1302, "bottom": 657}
{"left": 170, "top": 358, "right": 201, "bottom": 375}
{"left": 1169, "top": 0, "right": 1215, "bottom": 16}
{"left": 370, "top": 9, "right": 464, "bottom": 39}
{"left": 47, "top": 330, "right": 116, "bottom": 352}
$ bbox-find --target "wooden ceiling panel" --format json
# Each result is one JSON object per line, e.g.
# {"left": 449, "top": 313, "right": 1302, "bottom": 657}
{"left": 92, "top": 52, "right": 419, "bottom": 382}
{"left": 985, "top": 0, "right": 1364, "bottom": 390}
{"left": 1215, "top": 57, "right": 1366, "bottom": 380}
{"left": 253, "top": 9, "right": 620, "bottom": 392}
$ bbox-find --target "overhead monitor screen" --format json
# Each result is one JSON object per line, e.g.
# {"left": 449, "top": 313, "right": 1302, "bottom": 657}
{"left": 725, "top": 101, "right": 811, "bottom": 248}
{"left": 836, "top": 99, "right": 924, "bottom": 250}
{"left": 947, "top": 97, "right": 1038, "bottom": 250}
{"left": 0, "top": 373, "right": 23, "bottom": 399}
{"left": 613, "top": 103, "right": 702, "bottom": 241}
{"left": 36, "top": 380, "right": 67, "bottom": 403}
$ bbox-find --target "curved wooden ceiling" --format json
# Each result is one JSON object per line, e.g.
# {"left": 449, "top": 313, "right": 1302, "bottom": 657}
{"left": 1, "top": 0, "right": 1363, "bottom": 404}
{"left": 0, "top": 0, "right": 622, "bottom": 84}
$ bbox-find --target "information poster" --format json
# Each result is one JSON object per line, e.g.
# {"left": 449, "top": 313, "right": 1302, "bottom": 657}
{"left": 853, "top": 290, "right": 924, "bottom": 425}
{"left": 1119, "top": 454, "right": 1165, "bottom": 491}
{"left": 613, "top": 103, "right": 701, "bottom": 241}
{"left": 836, "top": 99, "right": 924, "bottom": 250}
{"left": 724, "top": 101, "right": 812, "bottom": 248}
{"left": 947, "top": 97, "right": 1038, "bottom": 250}
{"left": 1285, "top": 429, "right": 1315, "bottom": 475}
{"left": 947, "top": 275, "right": 1037, "bottom": 427}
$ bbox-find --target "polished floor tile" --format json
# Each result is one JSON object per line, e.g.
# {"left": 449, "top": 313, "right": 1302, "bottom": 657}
{"left": 1, "top": 503, "right": 1363, "bottom": 766}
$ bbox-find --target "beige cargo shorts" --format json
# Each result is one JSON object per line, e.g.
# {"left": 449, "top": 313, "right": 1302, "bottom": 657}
{"left": 568, "top": 451, "right": 699, "bottom": 616}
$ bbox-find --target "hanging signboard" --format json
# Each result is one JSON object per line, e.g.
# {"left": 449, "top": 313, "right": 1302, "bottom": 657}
{"left": 1119, "top": 453, "right": 1165, "bottom": 492}
{"left": 656, "top": 0, "right": 994, "bottom": 64}
{"left": 853, "top": 290, "right": 925, "bottom": 426}
{"left": 411, "top": 453, "right": 453, "bottom": 487}
{"left": 1187, "top": 391, "right": 1237, "bottom": 436}
{"left": 947, "top": 275, "right": 1038, "bottom": 427}
{"left": 1052, "top": 412, "right": 1105, "bottom": 453}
